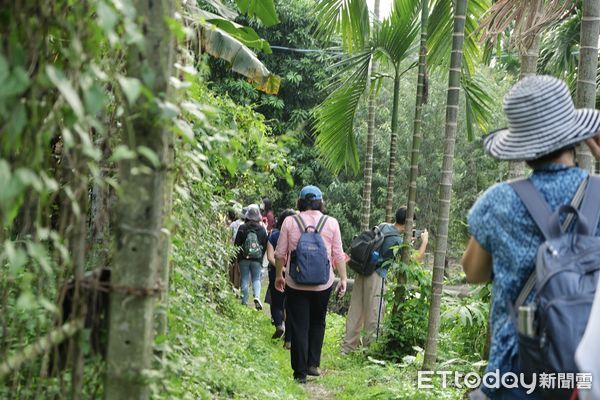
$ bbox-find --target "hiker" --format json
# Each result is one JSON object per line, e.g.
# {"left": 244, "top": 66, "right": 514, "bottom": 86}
{"left": 274, "top": 185, "right": 348, "bottom": 383}
{"left": 261, "top": 197, "right": 276, "bottom": 233}
{"left": 342, "top": 206, "right": 428, "bottom": 354}
{"left": 228, "top": 205, "right": 245, "bottom": 289}
{"left": 266, "top": 209, "right": 296, "bottom": 343}
{"left": 230, "top": 206, "right": 246, "bottom": 243}
{"left": 234, "top": 205, "right": 268, "bottom": 309}
{"left": 462, "top": 76, "right": 600, "bottom": 400}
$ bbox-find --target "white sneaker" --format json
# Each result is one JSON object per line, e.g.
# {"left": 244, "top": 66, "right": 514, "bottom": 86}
{"left": 254, "top": 298, "right": 263, "bottom": 310}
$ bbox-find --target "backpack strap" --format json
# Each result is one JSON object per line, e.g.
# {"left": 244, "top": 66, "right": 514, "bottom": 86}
{"left": 293, "top": 214, "right": 307, "bottom": 233}
{"left": 579, "top": 175, "right": 600, "bottom": 233}
{"left": 315, "top": 215, "right": 329, "bottom": 233}
{"left": 513, "top": 176, "right": 588, "bottom": 309}
{"left": 509, "top": 179, "right": 555, "bottom": 240}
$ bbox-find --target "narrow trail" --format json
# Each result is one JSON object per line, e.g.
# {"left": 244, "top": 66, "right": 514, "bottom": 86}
{"left": 303, "top": 378, "right": 335, "bottom": 400}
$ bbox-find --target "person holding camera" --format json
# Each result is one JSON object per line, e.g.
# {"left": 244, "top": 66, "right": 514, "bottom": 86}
{"left": 342, "top": 206, "right": 429, "bottom": 354}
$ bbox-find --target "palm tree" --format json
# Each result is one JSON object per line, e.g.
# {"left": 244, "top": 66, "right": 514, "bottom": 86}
{"left": 398, "top": 0, "right": 494, "bottom": 284}
{"left": 479, "top": 0, "right": 574, "bottom": 178}
{"left": 575, "top": 0, "right": 599, "bottom": 172}
{"left": 399, "top": 0, "right": 429, "bottom": 270}
{"left": 360, "top": 0, "right": 380, "bottom": 231}
{"left": 423, "top": 0, "right": 468, "bottom": 370}
{"left": 314, "top": 0, "right": 422, "bottom": 211}
{"left": 104, "top": 0, "right": 175, "bottom": 398}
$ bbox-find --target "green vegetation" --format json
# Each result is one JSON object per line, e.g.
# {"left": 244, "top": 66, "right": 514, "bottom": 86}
{"left": 1, "top": 0, "right": 597, "bottom": 398}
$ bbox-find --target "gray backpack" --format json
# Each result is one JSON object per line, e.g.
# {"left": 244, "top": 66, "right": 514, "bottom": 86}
{"left": 511, "top": 176, "right": 600, "bottom": 399}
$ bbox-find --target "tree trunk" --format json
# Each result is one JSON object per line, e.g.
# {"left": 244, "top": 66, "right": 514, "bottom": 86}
{"left": 384, "top": 70, "right": 402, "bottom": 222}
{"left": 576, "top": 0, "right": 600, "bottom": 172}
{"left": 155, "top": 138, "right": 174, "bottom": 350}
{"left": 401, "top": 0, "right": 429, "bottom": 266}
{"left": 359, "top": 0, "right": 380, "bottom": 231}
{"left": 423, "top": 0, "right": 467, "bottom": 370}
{"left": 508, "top": 21, "right": 542, "bottom": 179}
{"left": 68, "top": 155, "right": 88, "bottom": 400}
{"left": 104, "top": 0, "right": 175, "bottom": 399}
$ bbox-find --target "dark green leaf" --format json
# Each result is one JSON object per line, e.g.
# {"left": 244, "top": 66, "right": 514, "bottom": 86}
{"left": 234, "top": 0, "right": 279, "bottom": 27}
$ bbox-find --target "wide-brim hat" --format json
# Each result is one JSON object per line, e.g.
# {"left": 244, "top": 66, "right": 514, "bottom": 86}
{"left": 484, "top": 75, "right": 600, "bottom": 161}
{"left": 244, "top": 204, "right": 261, "bottom": 222}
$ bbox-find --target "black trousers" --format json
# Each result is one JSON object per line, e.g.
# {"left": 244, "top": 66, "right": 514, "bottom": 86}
{"left": 285, "top": 285, "right": 332, "bottom": 379}
{"left": 268, "top": 265, "right": 285, "bottom": 326}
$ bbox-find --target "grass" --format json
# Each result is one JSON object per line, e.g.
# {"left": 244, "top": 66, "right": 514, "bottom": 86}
{"left": 162, "top": 275, "right": 468, "bottom": 400}
{"left": 160, "top": 265, "right": 306, "bottom": 399}
{"left": 316, "top": 313, "right": 466, "bottom": 400}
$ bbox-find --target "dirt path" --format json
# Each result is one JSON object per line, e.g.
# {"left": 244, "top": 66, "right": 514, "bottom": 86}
{"left": 303, "top": 379, "right": 334, "bottom": 400}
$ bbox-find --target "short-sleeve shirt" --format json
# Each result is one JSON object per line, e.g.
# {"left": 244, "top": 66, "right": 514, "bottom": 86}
{"left": 467, "top": 164, "right": 600, "bottom": 391}
{"left": 268, "top": 229, "right": 280, "bottom": 248}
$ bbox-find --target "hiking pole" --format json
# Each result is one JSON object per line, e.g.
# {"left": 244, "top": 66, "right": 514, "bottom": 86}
{"left": 376, "top": 278, "right": 384, "bottom": 339}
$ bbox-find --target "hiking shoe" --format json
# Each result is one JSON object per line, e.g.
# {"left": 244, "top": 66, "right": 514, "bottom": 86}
{"left": 283, "top": 341, "right": 291, "bottom": 350}
{"left": 272, "top": 324, "right": 285, "bottom": 339}
{"left": 307, "top": 366, "right": 321, "bottom": 377}
{"left": 294, "top": 376, "right": 307, "bottom": 384}
{"left": 253, "top": 298, "right": 263, "bottom": 310}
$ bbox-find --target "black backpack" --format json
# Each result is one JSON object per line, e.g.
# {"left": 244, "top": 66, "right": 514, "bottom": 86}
{"left": 349, "top": 224, "right": 400, "bottom": 276}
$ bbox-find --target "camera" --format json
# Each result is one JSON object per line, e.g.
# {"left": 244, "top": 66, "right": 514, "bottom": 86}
{"left": 412, "top": 228, "right": 424, "bottom": 239}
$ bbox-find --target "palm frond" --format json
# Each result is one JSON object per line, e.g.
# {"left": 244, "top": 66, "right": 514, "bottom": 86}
{"left": 428, "top": 0, "right": 491, "bottom": 74}
{"left": 538, "top": 7, "right": 580, "bottom": 81}
{"left": 372, "top": 0, "right": 421, "bottom": 66}
{"left": 313, "top": 0, "right": 371, "bottom": 53}
{"left": 478, "top": 0, "right": 575, "bottom": 51}
{"left": 462, "top": 71, "right": 497, "bottom": 140}
{"left": 314, "top": 51, "right": 372, "bottom": 174}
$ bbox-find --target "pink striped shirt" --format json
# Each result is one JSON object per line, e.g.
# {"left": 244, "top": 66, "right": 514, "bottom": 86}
{"left": 274, "top": 210, "right": 345, "bottom": 291}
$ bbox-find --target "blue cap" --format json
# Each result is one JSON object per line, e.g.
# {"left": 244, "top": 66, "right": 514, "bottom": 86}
{"left": 299, "top": 185, "right": 323, "bottom": 200}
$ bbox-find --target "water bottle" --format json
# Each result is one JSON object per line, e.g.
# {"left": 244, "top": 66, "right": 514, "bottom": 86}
{"left": 370, "top": 250, "right": 380, "bottom": 264}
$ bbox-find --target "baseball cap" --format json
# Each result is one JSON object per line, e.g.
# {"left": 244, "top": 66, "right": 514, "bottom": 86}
{"left": 299, "top": 185, "right": 322, "bottom": 200}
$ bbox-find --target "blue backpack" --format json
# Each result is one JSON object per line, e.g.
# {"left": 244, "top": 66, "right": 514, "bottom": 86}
{"left": 289, "top": 214, "right": 330, "bottom": 285}
{"left": 511, "top": 176, "right": 600, "bottom": 399}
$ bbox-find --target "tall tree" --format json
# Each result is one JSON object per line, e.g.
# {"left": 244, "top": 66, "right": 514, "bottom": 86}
{"left": 575, "top": 0, "right": 600, "bottom": 172}
{"left": 479, "top": 0, "right": 574, "bottom": 179}
{"left": 399, "top": 0, "right": 429, "bottom": 267}
{"left": 423, "top": 0, "right": 468, "bottom": 370}
{"left": 360, "top": 0, "right": 380, "bottom": 231}
{"left": 104, "top": 0, "right": 175, "bottom": 398}
{"left": 313, "top": 0, "right": 422, "bottom": 195}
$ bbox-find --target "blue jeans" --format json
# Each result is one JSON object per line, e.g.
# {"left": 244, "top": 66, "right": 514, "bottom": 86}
{"left": 239, "top": 259, "right": 262, "bottom": 305}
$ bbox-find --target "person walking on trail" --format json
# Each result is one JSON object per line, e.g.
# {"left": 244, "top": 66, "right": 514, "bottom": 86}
{"left": 266, "top": 209, "right": 296, "bottom": 341}
{"left": 234, "top": 205, "right": 268, "bottom": 310}
{"left": 261, "top": 197, "right": 276, "bottom": 233}
{"left": 462, "top": 76, "right": 600, "bottom": 400}
{"left": 274, "top": 185, "right": 348, "bottom": 383}
{"left": 228, "top": 205, "right": 245, "bottom": 289}
{"left": 342, "top": 206, "right": 428, "bottom": 354}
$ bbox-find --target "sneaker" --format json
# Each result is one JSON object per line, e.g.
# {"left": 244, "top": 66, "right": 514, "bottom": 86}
{"left": 307, "top": 366, "right": 321, "bottom": 377}
{"left": 283, "top": 341, "right": 291, "bottom": 350}
{"left": 272, "top": 324, "right": 285, "bottom": 339}
{"left": 253, "top": 298, "right": 263, "bottom": 310}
